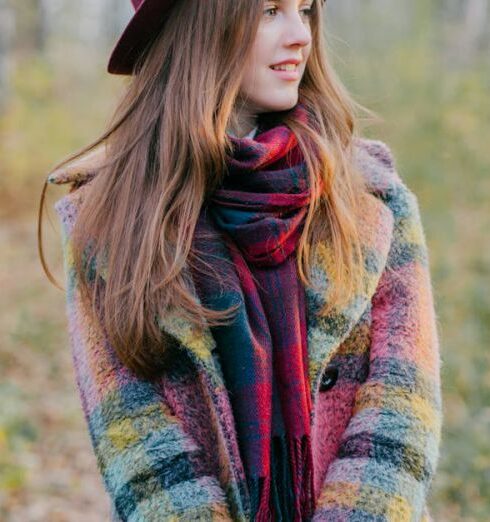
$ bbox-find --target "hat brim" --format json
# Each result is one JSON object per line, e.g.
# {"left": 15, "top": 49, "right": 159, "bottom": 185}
{"left": 107, "top": 0, "right": 175, "bottom": 75}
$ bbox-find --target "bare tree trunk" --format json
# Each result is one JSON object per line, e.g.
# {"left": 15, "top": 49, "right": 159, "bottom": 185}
{"left": 0, "top": 0, "right": 15, "bottom": 113}
{"left": 34, "top": 0, "right": 48, "bottom": 51}
{"left": 10, "top": 0, "right": 49, "bottom": 53}
{"left": 460, "top": 0, "right": 488, "bottom": 59}
{"left": 101, "top": 0, "right": 133, "bottom": 47}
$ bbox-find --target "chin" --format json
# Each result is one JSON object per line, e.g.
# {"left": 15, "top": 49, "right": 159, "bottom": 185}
{"left": 256, "top": 94, "right": 299, "bottom": 114}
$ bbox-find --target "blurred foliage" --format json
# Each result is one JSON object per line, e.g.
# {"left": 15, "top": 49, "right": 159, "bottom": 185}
{"left": 0, "top": 0, "right": 489, "bottom": 520}
{"left": 0, "top": 43, "right": 124, "bottom": 219}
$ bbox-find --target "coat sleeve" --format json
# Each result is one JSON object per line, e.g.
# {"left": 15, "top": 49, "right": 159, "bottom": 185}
{"left": 54, "top": 191, "right": 233, "bottom": 522}
{"left": 312, "top": 144, "right": 443, "bottom": 521}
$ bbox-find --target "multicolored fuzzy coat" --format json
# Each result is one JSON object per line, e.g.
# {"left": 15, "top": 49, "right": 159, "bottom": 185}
{"left": 47, "top": 138, "right": 443, "bottom": 521}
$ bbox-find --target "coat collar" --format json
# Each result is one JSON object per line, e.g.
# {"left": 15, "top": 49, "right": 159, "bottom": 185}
{"left": 48, "top": 139, "right": 395, "bottom": 399}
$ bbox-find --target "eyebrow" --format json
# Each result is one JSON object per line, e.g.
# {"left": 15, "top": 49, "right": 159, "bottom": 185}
{"left": 264, "top": 0, "right": 317, "bottom": 7}
{"left": 272, "top": 0, "right": 315, "bottom": 3}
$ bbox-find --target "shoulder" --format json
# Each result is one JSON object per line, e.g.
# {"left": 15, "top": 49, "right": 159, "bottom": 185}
{"left": 353, "top": 138, "right": 431, "bottom": 274}
{"left": 47, "top": 145, "right": 106, "bottom": 190}
{"left": 352, "top": 137, "right": 403, "bottom": 195}
{"left": 47, "top": 145, "right": 106, "bottom": 225}
{"left": 352, "top": 136, "right": 420, "bottom": 215}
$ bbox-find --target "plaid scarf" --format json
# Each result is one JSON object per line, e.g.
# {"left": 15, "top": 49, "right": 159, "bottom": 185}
{"left": 191, "top": 103, "right": 316, "bottom": 521}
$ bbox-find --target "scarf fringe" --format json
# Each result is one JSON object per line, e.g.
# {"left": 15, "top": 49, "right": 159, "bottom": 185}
{"left": 249, "top": 433, "right": 315, "bottom": 521}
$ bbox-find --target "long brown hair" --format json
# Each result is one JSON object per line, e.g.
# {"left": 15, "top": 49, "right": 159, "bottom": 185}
{"left": 38, "top": 0, "right": 379, "bottom": 380}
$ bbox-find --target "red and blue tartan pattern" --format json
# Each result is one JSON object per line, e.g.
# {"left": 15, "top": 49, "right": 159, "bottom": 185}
{"left": 47, "top": 137, "right": 442, "bottom": 521}
{"left": 196, "top": 106, "right": 316, "bottom": 520}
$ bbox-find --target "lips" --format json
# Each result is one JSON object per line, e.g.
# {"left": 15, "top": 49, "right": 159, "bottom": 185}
{"left": 270, "top": 58, "right": 301, "bottom": 67}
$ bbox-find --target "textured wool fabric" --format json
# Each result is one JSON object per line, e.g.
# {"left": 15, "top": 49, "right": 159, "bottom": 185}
{"left": 191, "top": 103, "right": 315, "bottom": 521}
{"left": 47, "top": 135, "right": 442, "bottom": 522}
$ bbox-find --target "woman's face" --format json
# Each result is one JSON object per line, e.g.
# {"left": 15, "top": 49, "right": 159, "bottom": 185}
{"left": 238, "top": 0, "right": 314, "bottom": 116}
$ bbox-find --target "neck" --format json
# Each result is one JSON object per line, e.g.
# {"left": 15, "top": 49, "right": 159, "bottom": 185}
{"left": 227, "top": 107, "right": 258, "bottom": 138}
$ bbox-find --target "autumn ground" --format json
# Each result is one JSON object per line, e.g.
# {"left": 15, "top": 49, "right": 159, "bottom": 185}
{"left": 0, "top": 216, "right": 111, "bottom": 521}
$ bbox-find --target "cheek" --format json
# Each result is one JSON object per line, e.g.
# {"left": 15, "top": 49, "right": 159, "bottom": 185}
{"left": 245, "top": 32, "right": 273, "bottom": 75}
{"left": 240, "top": 51, "right": 270, "bottom": 92}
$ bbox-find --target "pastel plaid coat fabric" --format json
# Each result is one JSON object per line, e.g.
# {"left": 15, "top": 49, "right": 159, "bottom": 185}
{"left": 47, "top": 137, "right": 442, "bottom": 521}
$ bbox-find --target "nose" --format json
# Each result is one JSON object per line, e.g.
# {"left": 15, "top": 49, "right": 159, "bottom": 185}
{"left": 283, "top": 11, "right": 312, "bottom": 49}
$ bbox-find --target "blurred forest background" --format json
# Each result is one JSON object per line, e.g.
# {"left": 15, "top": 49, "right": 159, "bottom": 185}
{"left": 0, "top": 0, "right": 489, "bottom": 520}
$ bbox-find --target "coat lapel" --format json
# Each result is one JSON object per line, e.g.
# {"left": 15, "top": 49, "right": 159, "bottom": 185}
{"left": 47, "top": 141, "right": 394, "bottom": 399}
{"left": 155, "top": 190, "right": 394, "bottom": 400}
{"left": 305, "top": 192, "right": 394, "bottom": 397}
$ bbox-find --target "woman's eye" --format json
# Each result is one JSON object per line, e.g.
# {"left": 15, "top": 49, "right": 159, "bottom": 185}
{"left": 264, "top": 7, "right": 278, "bottom": 16}
{"left": 263, "top": 7, "right": 314, "bottom": 18}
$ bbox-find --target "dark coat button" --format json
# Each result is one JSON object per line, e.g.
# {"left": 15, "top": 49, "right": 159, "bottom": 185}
{"left": 319, "top": 365, "right": 339, "bottom": 392}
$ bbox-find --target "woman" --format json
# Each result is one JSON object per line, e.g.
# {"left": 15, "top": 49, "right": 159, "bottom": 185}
{"left": 38, "top": 0, "right": 442, "bottom": 520}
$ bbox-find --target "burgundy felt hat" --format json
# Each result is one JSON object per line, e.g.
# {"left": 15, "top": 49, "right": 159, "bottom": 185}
{"left": 107, "top": 0, "right": 175, "bottom": 75}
